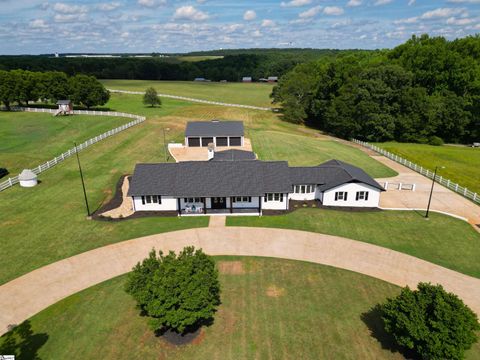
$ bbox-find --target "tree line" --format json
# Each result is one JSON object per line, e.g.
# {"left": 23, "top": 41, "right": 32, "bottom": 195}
{"left": 272, "top": 34, "right": 480, "bottom": 144}
{"left": 0, "top": 50, "right": 357, "bottom": 82}
{"left": 0, "top": 70, "right": 110, "bottom": 110}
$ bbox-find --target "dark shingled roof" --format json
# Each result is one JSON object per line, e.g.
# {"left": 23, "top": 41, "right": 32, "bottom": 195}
{"left": 290, "top": 159, "right": 385, "bottom": 191}
{"left": 210, "top": 150, "right": 256, "bottom": 161}
{"left": 128, "top": 160, "right": 291, "bottom": 197}
{"left": 128, "top": 159, "right": 384, "bottom": 197}
{"left": 185, "top": 121, "right": 244, "bottom": 137}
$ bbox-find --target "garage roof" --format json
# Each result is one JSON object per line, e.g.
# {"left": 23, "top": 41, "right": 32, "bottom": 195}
{"left": 185, "top": 120, "right": 244, "bottom": 137}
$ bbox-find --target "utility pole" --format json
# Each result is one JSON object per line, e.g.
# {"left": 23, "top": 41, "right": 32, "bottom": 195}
{"left": 425, "top": 166, "right": 443, "bottom": 219}
{"left": 74, "top": 142, "right": 90, "bottom": 217}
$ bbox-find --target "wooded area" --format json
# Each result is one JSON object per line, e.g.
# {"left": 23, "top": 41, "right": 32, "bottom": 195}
{"left": 0, "top": 49, "right": 361, "bottom": 82}
{"left": 272, "top": 35, "right": 480, "bottom": 144}
{"left": 0, "top": 70, "right": 109, "bottom": 109}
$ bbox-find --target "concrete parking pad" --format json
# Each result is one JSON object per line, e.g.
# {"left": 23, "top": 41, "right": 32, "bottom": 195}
{"left": 169, "top": 138, "right": 253, "bottom": 162}
{"left": 1, "top": 227, "right": 479, "bottom": 335}
{"left": 374, "top": 156, "right": 480, "bottom": 227}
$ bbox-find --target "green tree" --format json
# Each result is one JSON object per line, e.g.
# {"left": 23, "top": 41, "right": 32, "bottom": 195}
{"left": 380, "top": 283, "right": 479, "bottom": 360}
{"left": 143, "top": 87, "right": 161, "bottom": 107}
{"left": 125, "top": 247, "right": 221, "bottom": 334}
{"left": 68, "top": 74, "right": 110, "bottom": 108}
{"left": 0, "top": 70, "right": 15, "bottom": 110}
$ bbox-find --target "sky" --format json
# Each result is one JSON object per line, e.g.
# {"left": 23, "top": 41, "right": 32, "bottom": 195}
{"left": 0, "top": 0, "right": 479, "bottom": 54}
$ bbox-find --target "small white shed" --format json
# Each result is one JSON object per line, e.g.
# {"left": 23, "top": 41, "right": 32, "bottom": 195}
{"left": 19, "top": 169, "right": 38, "bottom": 187}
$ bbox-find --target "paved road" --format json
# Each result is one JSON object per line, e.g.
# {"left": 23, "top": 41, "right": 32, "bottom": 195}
{"left": 1, "top": 227, "right": 479, "bottom": 336}
{"left": 374, "top": 156, "right": 480, "bottom": 227}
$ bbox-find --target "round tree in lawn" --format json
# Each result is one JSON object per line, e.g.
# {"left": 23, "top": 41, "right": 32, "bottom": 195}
{"left": 125, "top": 246, "right": 220, "bottom": 336}
{"left": 143, "top": 87, "right": 161, "bottom": 107}
{"left": 380, "top": 282, "right": 479, "bottom": 360}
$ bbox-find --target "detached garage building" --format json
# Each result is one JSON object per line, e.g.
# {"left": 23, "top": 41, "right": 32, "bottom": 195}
{"left": 185, "top": 120, "right": 244, "bottom": 147}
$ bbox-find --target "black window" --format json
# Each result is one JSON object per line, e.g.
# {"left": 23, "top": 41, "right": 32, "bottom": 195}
{"left": 279, "top": 193, "right": 283, "bottom": 202}
{"left": 229, "top": 137, "right": 241, "bottom": 146}
{"left": 216, "top": 137, "right": 228, "bottom": 146}
{"left": 264, "top": 195, "right": 268, "bottom": 202}
{"left": 146, "top": 195, "right": 152, "bottom": 204}
{"left": 295, "top": 185, "right": 300, "bottom": 193}
{"left": 141, "top": 196, "right": 145, "bottom": 205}
{"left": 268, "top": 193, "right": 273, "bottom": 201}
{"left": 201, "top": 137, "right": 214, "bottom": 147}
{"left": 335, "top": 192, "right": 348, "bottom": 201}
{"left": 356, "top": 191, "right": 369, "bottom": 201}
{"left": 188, "top": 137, "right": 200, "bottom": 147}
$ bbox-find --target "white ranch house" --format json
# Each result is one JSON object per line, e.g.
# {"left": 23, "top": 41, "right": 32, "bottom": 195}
{"left": 128, "top": 156, "right": 384, "bottom": 216}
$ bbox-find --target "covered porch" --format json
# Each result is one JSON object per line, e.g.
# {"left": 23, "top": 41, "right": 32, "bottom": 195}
{"left": 178, "top": 196, "right": 261, "bottom": 216}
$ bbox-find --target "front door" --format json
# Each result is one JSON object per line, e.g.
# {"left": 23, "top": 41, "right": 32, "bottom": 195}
{"left": 211, "top": 197, "right": 226, "bottom": 209}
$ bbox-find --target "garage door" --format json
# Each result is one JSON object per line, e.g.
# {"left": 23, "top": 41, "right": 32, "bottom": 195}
{"left": 188, "top": 137, "right": 200, "bottom": 147}
{"left": 202, "top": 137, "right": 214, "bottom": 147}
{"left": 229, "top": 137, "right": 241, "bottom": 146}
{"left": 216, "top": 137, "right": 228, "bottom": 146}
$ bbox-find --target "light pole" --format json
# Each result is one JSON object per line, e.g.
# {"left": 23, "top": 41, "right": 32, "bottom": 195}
{"left": 163, "top": 127, "right": 170, "bottom": 162}
{"left": 425, "top": 166, "right": 444, "bottom": 219}
{"left": 74, "top": 142, "right": 90, "bottom": 217}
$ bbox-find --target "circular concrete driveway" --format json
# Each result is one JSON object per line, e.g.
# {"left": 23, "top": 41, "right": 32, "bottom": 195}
{"left": 1, "top": 227, "right": 479, "bottom": 335}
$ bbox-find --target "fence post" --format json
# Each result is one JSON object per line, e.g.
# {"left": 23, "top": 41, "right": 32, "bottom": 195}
{"left": 464, "top": 188, "right": 467, "bottom": 196}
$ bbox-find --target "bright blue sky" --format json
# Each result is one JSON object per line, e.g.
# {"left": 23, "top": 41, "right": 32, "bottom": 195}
{"left": 0, "top": 0, "right": 479, "bottom": 54}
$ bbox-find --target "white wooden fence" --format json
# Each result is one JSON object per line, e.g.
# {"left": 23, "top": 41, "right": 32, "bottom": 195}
{"left": 353, "top": 139, "right": 479, "bottom": 205}
{"left": 108, "top": 89, "right": 273, "bottom": 111}
{"left": 0, "top": 107, "right": 146, "bottom": 192}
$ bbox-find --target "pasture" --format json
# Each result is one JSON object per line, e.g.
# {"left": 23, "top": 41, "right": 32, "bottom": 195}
{"left": 0, "top": 112, "right": 131, "bottom": 175}
{"left": 375, "top": 142, "right": 480, "bottom": 195}
{"left": 100, "top": 79, "right": 275, "bottom": 108}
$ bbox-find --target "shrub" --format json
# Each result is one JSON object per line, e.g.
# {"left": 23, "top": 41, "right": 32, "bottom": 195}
{"left": 428, "top": 136, "right": 444, "bottom": 146}
{"left": 380, "top": 283, "right": 479, "bottom": 360}
{"left": 125, "top": 247, "right": 220, "bottom": 334}
{"left": 0, "top": 168, "right": 8, "bottom": 179}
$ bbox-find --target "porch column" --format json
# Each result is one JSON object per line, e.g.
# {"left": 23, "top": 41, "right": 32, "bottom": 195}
{"left": 230, "top": 197, "right": 233, "bottom": 214}
{"left": 203, "top": 197, "right": 207, "bottom": 214}
{"left": 177, "top": 198, "right": 181, "bottom": 215}
{"left": 258, "top": 196, "right": 262, "bottom": 215}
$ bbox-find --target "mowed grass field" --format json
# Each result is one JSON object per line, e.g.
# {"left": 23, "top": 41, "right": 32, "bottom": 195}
{"left": 101, "top": 79, "right": 275, "bottom": 108}
{"left": 375, "top": 142, "right": 480, "bottom": 195}
{"left": 0, "top": 112, "right": 131, "bottom": 175}
{"left": 227, "top": 209, "right": 480, "bottom": 278}
{"left": 0, "top": 257, "right": 418, "bottom": 359}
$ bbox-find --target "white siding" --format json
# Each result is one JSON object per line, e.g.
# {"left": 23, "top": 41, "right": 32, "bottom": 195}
{"left": 232, "top": 196, "right": 260, "bottom": 208}
{"left": 289, "top": 185, "right": 316, "bottom": 201}
{"left": 262, "top": 193, "right": 289, "bottom": 210}
{"left": 322, "top": 183, "right": 381, "bottom": 207}
{"left": 133, "top": 196, "right": 178, "bottom": 211}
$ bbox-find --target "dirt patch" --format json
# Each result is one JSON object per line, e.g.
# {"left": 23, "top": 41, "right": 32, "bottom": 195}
{"left": 216, "top": 308, "right": 237, "bottom": 334}
{"left": 266, "top": 285, "right": 285, "bottom": 298}
{"left": 218, "top": 261, "right": 245, "bottom": 275}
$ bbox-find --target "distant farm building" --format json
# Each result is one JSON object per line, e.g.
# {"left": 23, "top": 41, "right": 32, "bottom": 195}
{"left": 268, "top": 76, "right": 278, "bottom": 82}
{"left": 242, "top": 77, "right": 252, "bottom": 83}
{"left": 194, "top": 78, "right": 211, "bottom": 82}
{"left": 55, "top": 100, "right": 73, "bottom": 116}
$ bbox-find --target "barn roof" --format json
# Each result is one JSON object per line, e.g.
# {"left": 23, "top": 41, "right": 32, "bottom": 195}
{"left": 185, "top": 121, "right": 244, "bottom": 137}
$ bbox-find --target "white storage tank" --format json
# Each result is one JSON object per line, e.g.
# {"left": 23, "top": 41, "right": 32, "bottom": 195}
{"left": 19, "top": 169, "right": 38, "bottom": 188}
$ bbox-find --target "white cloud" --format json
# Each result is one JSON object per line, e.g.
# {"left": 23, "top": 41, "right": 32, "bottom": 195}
{"left": 446, "top": 17, "right": 475, "bottom": 25}
{"left": 299, "top": 5, "right": 322, "bottom": 18}
{"left": 29, "top": 19, "right": 48, "bottom": 28}
{"left": 261, "top": 19, "right": 276, "bottom": 27}
{"left": 447, "top": 0, "right": 480, "bottom": 3}
{"left": 96, "top": 2, "right": 120, "bottom": 11}
{"left": 408, "top": 0, "right": 416, "bottom": 5}
{"left": 323, "top": 6, "right": 344, "bottom": 15}
{"left": 173, "top": 6, "right": 209, "bottom": 21}
{"left": 54, "top": 13, "right": 87, "bottom": 22}
{"left": 137, "top": 0, "right": 166, "bottom": 8}
{"left": 243, "top": 10, "right": 256, "bottom": 21}
{"left": 53, "top": 2, "right": 87, "bottom": 14}
{"left": 421, "top": 8, "right": 466, "bottom": 19}
{"left": 374, "top": 0, "right": 393, "bottom": 5}
{"left": 347, "top": 0, "right": 362, "bottom": 7}
{"left": 280, "top": 0, "right": 312, "bottom": 7}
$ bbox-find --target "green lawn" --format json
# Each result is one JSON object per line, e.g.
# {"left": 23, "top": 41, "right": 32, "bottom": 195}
{"left": 375, "top": 142, "right": 480, "bottom": 195}
{"left": 0, "top": 112, "right": 131, "bottom": 175}
{"left": 101, "top": 79, "right": 275, "bottom": 108}
{"left": 251, "top": 130, "right": 397, "bottom": 178}
{"left": 228, "top": 209, "right": 480, "bottom": 278}
{"left": 0, "top": 98, "right": 209, "bottom": 285}
{"left": 0, "top": 256, "right": 447, "bottom": 360}
{"left": 176, "top": 55, "right": 224, "bottom": 62}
